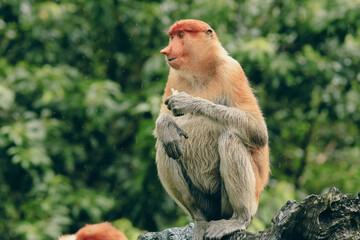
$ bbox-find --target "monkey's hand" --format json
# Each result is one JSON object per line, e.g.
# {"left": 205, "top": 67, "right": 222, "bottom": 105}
{"left": 155, "top": 114, "right": 188, "bottom": 159}
{"left": 165, "top": 92, "right": 199, "bottom": 117}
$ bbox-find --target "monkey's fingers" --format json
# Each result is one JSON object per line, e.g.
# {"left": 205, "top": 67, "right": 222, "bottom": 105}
{"left": 165, "top": 95, "right": 184, "bottom": 116}
{"left": 165, "top": 140, "right": 182, "bottom": 159}
{"left": 164, "top": 143, "right": 176, "bottom": 159}
{"left": 165, "top": 99, "right": 176, "bottom": 114}
{"left": 164, "top": 96, "right": 171, "bottom": 105}
{"left": 164, "top": 94, "right": 182, "bottom": 107}
{"left": 165, "top": 100, "right": 175, "bottom": 112}
{"left": 177, "top": 128, "right": 189, "bottom": 139}
{"left": 173, "top": 124, "right": 188, "bottom": 139}
{"left": 172, "top": 108, "right": 185, "bottom": 117}
{"left": 175, "top": 142, "right": 185, "bottom": 158}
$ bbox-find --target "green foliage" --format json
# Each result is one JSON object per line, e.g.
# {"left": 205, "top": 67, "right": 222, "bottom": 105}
{"left": 0, "top": 0, "right": 360, "bottom": 239}
{"left": 249, "top": 181, "right": 298, "bottom": 232}
{"left": 113, "top": 218, "right": 146, "bottom": 240}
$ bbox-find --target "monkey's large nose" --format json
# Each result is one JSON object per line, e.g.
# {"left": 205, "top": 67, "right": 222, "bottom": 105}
{"left": 160, "top": 46, "right": 170, "bottom": 55}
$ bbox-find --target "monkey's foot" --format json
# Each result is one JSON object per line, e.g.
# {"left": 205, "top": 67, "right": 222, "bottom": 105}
{"left": 205, "top": 219, "right": 246, "bottom": 240}
{"left": 193, "top": 221, "right": 209, "bottom": 240}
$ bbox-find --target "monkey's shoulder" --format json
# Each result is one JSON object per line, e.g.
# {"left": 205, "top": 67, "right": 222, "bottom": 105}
{"left": 214, "top": 96, "right": 230, "bottom": 107}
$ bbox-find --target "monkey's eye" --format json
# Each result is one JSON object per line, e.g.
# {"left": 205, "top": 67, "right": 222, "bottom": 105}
{"left": 170, "top": 34, "right": 174, "bottom": 39}
{"left": 178, "top": 32, "right": 184, "bottom": 38}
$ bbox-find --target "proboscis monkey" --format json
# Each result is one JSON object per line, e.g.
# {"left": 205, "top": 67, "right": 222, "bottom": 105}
{"left": 154, "top": 19, "right": 270, "bottom": 239}
{"left": 58, "top": 222, "right": 128, "bottom": 240}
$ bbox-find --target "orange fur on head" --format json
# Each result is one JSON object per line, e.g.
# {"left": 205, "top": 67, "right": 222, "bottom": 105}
{"left": 167, "top": 19, "right": 218, "bottom": 40}
{"left": 59, "top": 222, "right": 127, "bottom": 240}
{"left": 161, "top": 19, "right": 222, "bottom": 72}
{"left": 76, "top": 222, "right": 127, "bottom": 240}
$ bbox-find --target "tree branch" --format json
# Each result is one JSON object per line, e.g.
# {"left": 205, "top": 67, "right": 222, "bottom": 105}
{"left": 138, "top": 188, "right": 360, "bottom": 240}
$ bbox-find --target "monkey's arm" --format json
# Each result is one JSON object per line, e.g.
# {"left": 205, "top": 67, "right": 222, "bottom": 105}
{"left": 155, "top": 113, "right": 188, "bottom": 159}
{"left": 165, "top": 92, "right": 267, "bottom": 148}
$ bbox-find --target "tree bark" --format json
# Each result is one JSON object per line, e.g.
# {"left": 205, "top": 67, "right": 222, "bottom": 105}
{"left": 138, "top": 187, "right": 360, "bottom": 240}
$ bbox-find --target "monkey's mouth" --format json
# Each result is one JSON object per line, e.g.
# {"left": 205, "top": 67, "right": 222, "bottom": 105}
{"left": 168, "top": 57, "right": 176, "bottom": 62}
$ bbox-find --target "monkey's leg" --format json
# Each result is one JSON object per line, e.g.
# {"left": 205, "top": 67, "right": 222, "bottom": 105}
{"left": 156, "top": 144, "right": 208, "bottom": 240}
{"left": 205, "top": 130, "right": 257, "bottom": 239}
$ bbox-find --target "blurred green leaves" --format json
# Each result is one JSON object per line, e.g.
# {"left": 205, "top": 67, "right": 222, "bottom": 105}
{"left": 0, "top": 59, "right": 131, "bottom": 239}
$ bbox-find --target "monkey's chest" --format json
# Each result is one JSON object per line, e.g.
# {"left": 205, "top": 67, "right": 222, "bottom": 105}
{"left": 175, "top": 115, "right": 222, "bottom": 193}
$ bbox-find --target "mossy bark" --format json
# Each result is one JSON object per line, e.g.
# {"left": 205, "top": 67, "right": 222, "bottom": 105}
{"left": 138, "top": 188, "right": 360, "bottom": 240}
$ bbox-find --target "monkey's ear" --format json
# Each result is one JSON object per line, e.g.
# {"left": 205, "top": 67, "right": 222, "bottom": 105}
{"left": 206, "top": 29, "right": 213, "bottom": 39}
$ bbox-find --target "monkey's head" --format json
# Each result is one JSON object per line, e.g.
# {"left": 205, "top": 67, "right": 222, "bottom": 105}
{"left": 160, "top": 19, "right": 220, "bottom": 71}
{"left": 75, "top": 222, "right": 127, "bottom": 240}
